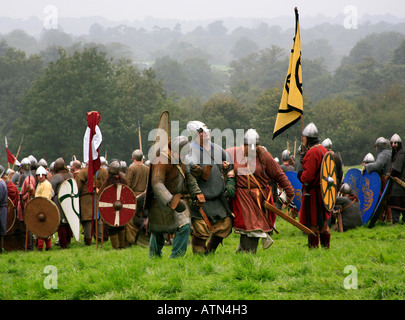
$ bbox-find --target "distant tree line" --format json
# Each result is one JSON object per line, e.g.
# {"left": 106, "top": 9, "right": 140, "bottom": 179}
{"left": 0, "top": 28, "right": 405, "bottom": 167}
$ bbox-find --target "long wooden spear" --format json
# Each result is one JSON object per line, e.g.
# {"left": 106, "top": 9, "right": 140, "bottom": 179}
{"left": 12, "top": 135, "right": 24, "bottom": 171}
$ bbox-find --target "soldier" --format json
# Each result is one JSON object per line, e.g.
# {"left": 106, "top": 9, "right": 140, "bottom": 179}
{"left": 226, "top": 129, "right": 294, "bottom": 254}
{"left": 387, "top": 134, "right": 405, "bottom": 225}
{"left": 186, "top": 120, "right": 234, "bottom": 255}
{"left": 322, "top": 138, "right": 344, "bottom": 191}
{"left": 34, "top": 166, "right": 53, "bottom": 251}
{"left": 49, "top": 158, "right": 74, "bottom": 249}
{"left": 0, "top": 166, "right": 8, "bottom": 253}
{"left": 280, "top": 150, "right": 295, "bottom": 172}
{"left": 125, "top": 149, "right": 149, "bottom": 246}
{"left": 75, "top": 161, "right": 108, "bottom": 245}
{"left": 297, "top": 123, "right": 330, "bottom": 249}
{"left": 146, "top": 135, "right": 193, "bottom": 259}
{"left": 17, "top": 157, "right": 36, "bottom": 250}
{"left": 71, "top": 160, "right": 82, "bottom": 178}
{"left": 333, "top": 183, "right": 363, "bottom": 232}
{"left": 99, "top": 160, "right": 129, "bottom": 249}
{"left": 362, "top": 137, "right": 392, "bottom": 222}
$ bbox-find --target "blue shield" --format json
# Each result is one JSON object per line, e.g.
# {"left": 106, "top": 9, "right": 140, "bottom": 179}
{"left": 285, "top": 171, "right": 302, "bottom": 211}
{"left": 358, "top": 171, "right": 381, "bottom": 225}
{"left": 343, "top": 168, "right": 362, "bottom": 199}
{"left": 368, "top": 179, "right": 391, "bottom": 228}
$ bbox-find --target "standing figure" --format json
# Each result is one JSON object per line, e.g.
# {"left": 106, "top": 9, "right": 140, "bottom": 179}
{"left": 99, "top": 160, "right": 130, "bottom": 249}
{"left": 49, "top": 158, "right": 74, "bottom": 249}
{"left": 34, "top": 166, "right": 53, "bottom": 251}
{"left": 125, "top": 149, "right": 149, "bottom": 246}
{"left": 387, "top": 134, "right": 405, "bottom": 225}
{"left": 75, "top": 162, "right": 108, "bottom": 245}
{"left": 146, "top": 136, "right": 192, "bottom": 259}
{"left": 186, "top": 120, "right": 234, "bottom": 255}
{"left": 226, "top": 129, "right": 294, "bottom": 254}
{"left": 0, "top": 166, "right": 8, "bottom": 253}
{"left": 297, "top": 123, "right": 330, "bottom": 249}
{"left": 363, "top": 137, "right": 392, "bottom": 222}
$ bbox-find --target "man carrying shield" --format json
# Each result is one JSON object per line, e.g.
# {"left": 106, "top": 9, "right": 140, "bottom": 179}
{"left": 50, "top": 158, "right": 74, "bottom": 249}
{"left": 99, "top": 160, "right": 131, "bottom": 249}
{"left": 298, "top": 123, "right": 331, "bottom": 249}
{"left": 35, "top": 166, "right": 53, "bottom": 251}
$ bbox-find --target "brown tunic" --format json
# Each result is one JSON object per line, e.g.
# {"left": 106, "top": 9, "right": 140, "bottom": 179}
{"left": 125, "top": 163, "right": 149, "bottom": 196}
{"left": 226, "top": 146, "right": 294, "bottom": 233}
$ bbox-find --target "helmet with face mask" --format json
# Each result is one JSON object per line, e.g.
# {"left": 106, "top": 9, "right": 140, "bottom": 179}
{"left": 244, "top": 129, "right": 259, "bottom": 151}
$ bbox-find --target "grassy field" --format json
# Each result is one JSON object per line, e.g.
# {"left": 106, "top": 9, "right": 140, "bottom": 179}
{"left": 1, "top": 217, "right": 404, "bottom": 301}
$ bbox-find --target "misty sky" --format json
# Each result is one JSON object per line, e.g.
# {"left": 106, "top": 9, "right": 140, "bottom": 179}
{"left": 1, "top": 0, "right": 405, "bottom": 21}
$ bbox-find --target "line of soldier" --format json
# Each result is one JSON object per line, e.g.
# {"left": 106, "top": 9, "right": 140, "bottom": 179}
{"left": 1, "top": 122, "right": 403, "bottom": 255}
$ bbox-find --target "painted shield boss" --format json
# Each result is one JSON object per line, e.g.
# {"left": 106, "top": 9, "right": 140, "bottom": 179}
{"left": 24, "top": 197, "right": 60, "bottom": 238}
{"left": 98, "top": 184, "right": 136, "bottom": 227}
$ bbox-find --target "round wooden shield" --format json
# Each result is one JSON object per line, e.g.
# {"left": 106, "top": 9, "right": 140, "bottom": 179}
{"left": 98, "top": 184, "right": 136, "bottom": 227}
{"left": 24, "top": 197, "right": 60, "bottom": 238}
{"left": 320, "top": 151, "right": 337, "bottom": 212}
{"left": 6, "top": 197, "right": 16, "bottom": 234}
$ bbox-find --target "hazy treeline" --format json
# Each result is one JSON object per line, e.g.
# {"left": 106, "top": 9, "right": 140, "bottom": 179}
{"left": 1, "top": 20, "right": 405, "bottom": 167}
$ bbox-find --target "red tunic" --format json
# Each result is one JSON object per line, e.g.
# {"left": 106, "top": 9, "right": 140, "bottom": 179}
{"left": 298, "top": 144, "right": 330, "bottom": 227}
{"left": 227, "top": 146, "right": 294, "bottom": 233}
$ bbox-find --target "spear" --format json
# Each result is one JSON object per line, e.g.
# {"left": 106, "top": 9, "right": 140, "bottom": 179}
{"left": 12, "top": 135, "right": 24, "bottom": 171}
{"left": 138, "top": 120, "right": 143, "bottom": 152}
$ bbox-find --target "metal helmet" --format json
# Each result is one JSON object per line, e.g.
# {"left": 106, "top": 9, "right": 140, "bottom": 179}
{"left": 20, "top": 157, "right": 31, "bottom": 170}
{"left": 244, "top": 129, "right": 259, "bottom": 150}
{"left": 187, "top": 121, "right": 209, "bottom": 138}
{"left": 38, "top": 158, "right": 48, "bottom": 168}
{"left": 374, "top": 137, "right": 386, "bottom": 147}
{"left": 35, "top": 166, "right": 48, "bottom": 177}
{"left": 339, "top": 183, "right": 352, "bottom": 195}
{"left": 53, "top": 157, "right": 66, "bottom": 172}
{"left": 28, "top": 155, "right": 37, "bottom": 166}
{"left": 274, "top": 157, "right": 279, "bottom": 163}
{"left": 363, "top": 153, "right": 375, "bottom": 164}
{"left": 281, "top": 150, "right": 290, "bottom": 161}
{"left": 108, "top": 160, "right": 121, "bottom": 175}
{"left": 132, "top": 149, "right": 143, "bottom": 161}
{"left": 120, "top": 160, "right": 128, "bottom": 173}
{"left": 0, "top": 165, "right": 4, "bottom": 178}
{"left": 322, "top": 138, "right": 332, "bottom": 150}
{"left": 302, "top": 122, "right": 318, "bottom": 138}
{"left": 390, "top": 133, "right": 402, "bottom": 144}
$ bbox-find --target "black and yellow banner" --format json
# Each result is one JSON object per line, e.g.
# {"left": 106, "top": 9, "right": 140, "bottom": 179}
{"left": 273, "top": 8, "right": 303, "bottom": 140}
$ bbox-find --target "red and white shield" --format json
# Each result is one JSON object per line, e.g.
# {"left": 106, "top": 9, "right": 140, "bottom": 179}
{"left": 98, "top": 184, "right": 136, "bottom": 227}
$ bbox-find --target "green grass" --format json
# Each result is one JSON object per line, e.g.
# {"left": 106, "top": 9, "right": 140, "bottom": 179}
{"left": 1, "top": 218, "right": 404, "bottom": 300}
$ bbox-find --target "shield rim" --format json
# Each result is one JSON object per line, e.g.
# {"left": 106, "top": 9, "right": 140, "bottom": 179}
{"left": 57, "top": 178, "right": 81, "bottom": 241}
{"left": 6, "top": 197, "right": 16, "bottom": 234}
{"left": 320, "top": 151, "right": 337, "bottom": 212}
{"left": 98, "top": 183, "right": 137, "bottom": 227}
{"left": 24, "top": 196, "right": 60, "bottom": 238}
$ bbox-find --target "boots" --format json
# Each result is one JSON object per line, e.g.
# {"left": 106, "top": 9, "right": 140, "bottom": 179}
{"left": 320, "top": 233, "right": 331, "bottom": 249}
{"left": 308, "top": 233, "right": 319, "bottom": 249}
{"left": 206, "top": 235, "right": 223, "bottom": 254}
{"left": 191, "top": 235, "right": 206, "bottom": 254}
{"left": 118, "top": 230, "right": 126, "bottom": 249}
{"left": 110, "top": 234, "right": 119, "bottom": 250}
{"left": 236, "top": 235, "right": 259, "bottom": 254}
